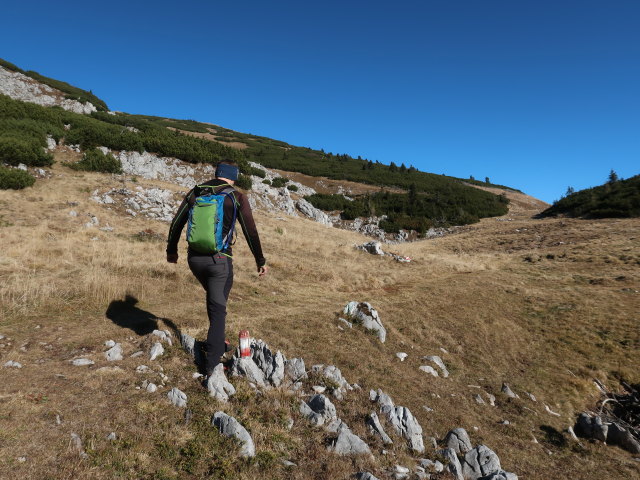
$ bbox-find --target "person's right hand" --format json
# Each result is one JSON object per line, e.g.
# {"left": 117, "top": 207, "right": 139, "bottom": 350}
{"left": 258, "top": 265, "right": 268, "bottom": 277}
{"left": 167, "top": 253, "right": 179, "bottom": 263}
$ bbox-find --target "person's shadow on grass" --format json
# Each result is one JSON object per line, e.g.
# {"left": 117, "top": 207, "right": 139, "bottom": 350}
{"left": 105, "top": 294, "right": 206, "bottom": 373}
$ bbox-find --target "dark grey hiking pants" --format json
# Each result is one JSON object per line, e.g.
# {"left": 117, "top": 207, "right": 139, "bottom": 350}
{"left": 187, "top": 253, "right": 233, "bottom": 374}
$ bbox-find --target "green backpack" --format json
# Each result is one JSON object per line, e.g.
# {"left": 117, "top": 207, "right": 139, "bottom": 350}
{"left": 186, "top": 185, "right": 237, "bottom": 254}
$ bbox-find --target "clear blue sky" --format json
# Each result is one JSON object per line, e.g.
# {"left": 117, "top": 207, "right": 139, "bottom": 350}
{"left": 3, "top": 1, "right": 639, "bottom": 202}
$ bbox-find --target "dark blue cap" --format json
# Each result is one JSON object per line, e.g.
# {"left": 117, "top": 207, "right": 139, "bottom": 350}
{"left": 215, "top": 163, "right": 239, "bottom": 181}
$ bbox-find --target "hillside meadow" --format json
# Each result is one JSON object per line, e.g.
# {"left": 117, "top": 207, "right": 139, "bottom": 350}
{"left": 0, "top": 158, "right": 639, "bottom": 479}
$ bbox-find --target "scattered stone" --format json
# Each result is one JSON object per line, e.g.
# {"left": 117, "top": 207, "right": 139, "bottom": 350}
{"left": 482, "top": 471, "right": 519, "bottom": 480}
{"left": 167, "top": 388, "right": 187, "bottom": 408}
{"left": 420, "top": 459, "right": 444, "bottom": 473}
{"left": 338, "top": 317, "right": 353, "bottom": 329}
{"left": 308, "top": 394, "right": 338, "bottom": 423}
{"left": 444, "top": 428, "right": 473, "bottom": 455}
{"left": 70, "top": 433, "right": 88, "bottom": 459}
{"left": 17, "top": 457, "right": 26, "bottom": 463}
{"left": 422, "top": 355, "right": 449, "bottom": 377}
{"left": 284, "top": 357, "right": 307, "bottom": 383}
{"left": 371, "top": 389, "right": 424, "bottom": 453}
{"left": 105, "top": 343, "right": 123, "bottom": 361}
{"left": 151, "top": 329, "right": 173, "bottom": 346}
{"left": 544, "top": 404, "right": 561, "bottom": 417}
{"left": 145, "top": 382, "right": 158, "bottom": 393}
{"left": 438, "top": 447, "right": 464, "bottom": 480}
{"left": 396, "top": 352, "right": 408, "bottom": 362}
{"left": 207, "top": 363, "right": 236, "bottom": 402}
{"left": 419, "top": 365, "right": 439, "bottom": 377}
{"left": 312, "top": 385, "right": 326, "bottom": 394}
{"left": 501, "top": 383, "right": 519, "bottom": 399}
{"left": 486, "top": 393, "right": 496, "bottom": 406}
{"left": 343, "top": 301, "right": 386, "bottom": 343}
{"left": 357, "top": 241, "right": 385, "bottom": 255}
{"left": 180, "top": 332, "right": 196, "bottom": 358}
{"left": 461, "top": 445, "right": 501, "bottom": 480}
{"left": 281, "top": 459, "right": 297, "bottom": 467}
{"left": 70, "top": 358, "right": 94, "bottom": 366}
{"left": 392, "top": 465, "right": 410, "bottom": 479}
{"left": 212, "top": 411, "right": 255, "bottom": 457}
{"left": 474, "top": 394, "right": 485, "bottom": 404}
{"left": 366, "top": 412, "right": 393, "bottom": 444}
{"left": 299, "top": 400, "right": 325, "bottom": 426}
{"left": 130, "top": 351, "right": 144, "bottom": 358}
{"left": 230, "top": 356, "right": 267, "bottom": 387}
{"left": 106, "top": 432, "right": 117, "bottom": 441}
{"left": 356, "top": 473, "right": 380, "bottom": 480}
{"left": 3, "top": 360, "right": 22, "bottom": 368}
{"left": 525, "top": 392, "right": 537, "bottom": 402}
{"left": 55, "top": 415, "right": 62, "bottom": 425}
{"left": 330, "top": 422, "right": 371, "bottom": 456}
{"left": 149, "top": 342, "right": 164, "bottom": 361}
{"left": 104, "top": 340, "right": 116, "bottom": 348}
{"left": 136, "top": 365, "right": 150, "bottom": 373}
{"left": 499, "top": 420, "right": 510, "bottom": 425}
{"left": 193, "top": 372, "right": 204, "bottom": 379}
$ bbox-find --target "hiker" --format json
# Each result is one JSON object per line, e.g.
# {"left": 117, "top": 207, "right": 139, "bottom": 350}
{"left": 166, "top": 160, "right": 267, "bottom": 377}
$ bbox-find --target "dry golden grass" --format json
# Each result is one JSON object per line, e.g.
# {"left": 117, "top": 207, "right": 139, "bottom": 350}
{"left": 0, "top": 158, "right": 638, "bottom": 479}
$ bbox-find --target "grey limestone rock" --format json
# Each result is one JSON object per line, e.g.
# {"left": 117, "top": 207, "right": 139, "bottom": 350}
{"left": 343, "top": 301, "right": 386, "bottom": 343}
{"left": 356, "top": 473, "right": 380, "bottom": 480}
{"left": 299, "top": 400, "right": 325, "bottom": 426}
{"left": 308, "top": 394, "right": 338, "bottom": 423}
{"left": 371, "top": 389, "right": 424, "bottom": 453}
{"left": 230, "top": 356, "right": 267, "bottom": 387}
{"left": 296, "top": 198, "right": 332, "bottom": 225}
{"left": 422, "top": 355, "right": 449, "bottom": 377}
{"left": 366, "top": 412, "right": 393, "bottom": 444}
{"left": 105, "top": 343, "right": 123, "bottom": 361}
{"left": 444, "top": 428, "right": 473, "bottom": 455}
{"left": 357, "top": 241, "right": 385, "bottom": 255}
{"left": 438, "top": 447, "right": 464, "bottom": 480}
{"left": 180, "top": 332, "right": 196, "bottom": 357}
{"left": 331, "top": 422, "right": 371, "bottom": 456}
{"left": 149, "top": 342, "right": 164, "bottom": 361}
{"left": 419, "top": 459, "right": 444, "bottom": 473}
{"left": 212, "top": 411, "right": 256, "bottom": 458}
{"left": 479, "top": 471, "right": 518, "bottom": 480}
{"left": 284, "top": 357, "right": 307, "bottom": 382}
{"left": 251, "top": 339, "right": 286, "bottom": 386}
{"left": 151, "top": 329, "right": 173, "bottom": 346}
{"left": 607, "top": 422, "right": 640, "bottom": 454}
{"left": 207, "top": 364, "right": 236, "bottom": 402}
{"left": 419, "top": 365, "right": 439, "bottom": 377}
{"left": 461, "top": 445, "right": 502, "bottom": 480}
{"left": 70, "top": 358, "right": 94, "bottom": 366}
{"left": 167, "top": 388, "right": 187, "bottom": 408}
{"left": 501, "top": 383, "right": 519, "bottom": 399}
{"left": 70, "top": 433, "right": 88, "bottom": 459}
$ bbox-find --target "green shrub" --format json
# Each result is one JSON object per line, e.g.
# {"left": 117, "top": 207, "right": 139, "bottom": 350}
{"left": 287, "top": 184, "right": 298, "bottom": 192}
{"left": 235, "top": 174, "right": 252, "bottom": 190}
{"left": 271, "top": 177, "right": 289, "bottom": 188}
{"left": 0, "top": 166, "right": 35, "bottom": 189}
{"left": 70, "top": 149, "right": 122, "bottom": 173}
{"left": 262, "top": 179, "right": 271, "bottom": 185}
{"left": 0, "top": 136, "right": 53, "bottom": 167}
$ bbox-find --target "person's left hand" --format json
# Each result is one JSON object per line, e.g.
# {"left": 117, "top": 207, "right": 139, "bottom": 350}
{"left": 258, "top": 265, "right": 268, "bottom": 276}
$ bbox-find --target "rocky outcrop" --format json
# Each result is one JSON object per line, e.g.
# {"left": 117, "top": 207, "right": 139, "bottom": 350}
{"left": 575, "top": 412, "right": 640, "bottom": 454}
{"left": 371, "top": 389, "right": 424, "bottom": 453}
{"left": 0, "top": 66, "right": 97, "bottom": 114}
{"left": 207, "top": 364, "right": 236, "bottom": 402}
{"left": 343, "top": 301, "right": 387, "bottom": 343}
{"left": 91, "top": 186, "right": 179, "bottom": 222}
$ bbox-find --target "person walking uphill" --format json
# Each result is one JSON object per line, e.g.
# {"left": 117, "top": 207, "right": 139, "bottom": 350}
{"left": 166, "top": 160, "right": 267, "bottom": 377}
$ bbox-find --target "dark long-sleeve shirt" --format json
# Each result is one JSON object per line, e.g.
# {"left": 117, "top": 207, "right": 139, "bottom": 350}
{"left": 166, "top": 179, "right": 266, "bottom": 267}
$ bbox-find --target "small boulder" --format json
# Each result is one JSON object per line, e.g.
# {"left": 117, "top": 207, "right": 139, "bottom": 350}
{"left": 461, "top": 445, "right": 502, "bottom": 480}
{"left": 422, "top": 355, "right": 449, "bottom": 377}
{"left": 167, "top": 388, "right": 187, "bottom": 408}
{"left": 330, "top": 422, "right": 371, "bottom": 456}
{"left": 105, "top": 343, "right": 123, "bottom": 361}
{"left": 501, "top": 383, "right": 518, "bottom": 399}
{"left": 284, "top": 357, "right": 307, "bottom": 382}
{"left": 366, "top": 412, "right": 393, "bottom": 444}
{"left": 419, "top": 365, "right": 439, "bottom": 377}
{"left": 444, "top": 427, "right": 473, "bottom": 455}
{"left": 212, "top": 411, "right": 255, "bottom": 457}
{"left": 230, "top": 356, "right": 267, "bottom": 387}
{"left": 438, "top": 448, "right": 464, "bottom": 480}
{"left": 70, "top": 358, "right": 94, "bottom": 366}
{"left": 207, "top": 364, "right": 236, "bottom": 402}
{"left": 308, "top": 394, "right": 338, "bottom": 423}
{"left": 149, "top": 342, "right": 164, "bottom": 361}
{"left": 343, "top": 301, "right": 386, "bottom": 343}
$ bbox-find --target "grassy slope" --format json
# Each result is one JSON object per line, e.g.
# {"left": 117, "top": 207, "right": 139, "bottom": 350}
{"left": 0, "top": 158, "right": 638, "bottom": 479}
